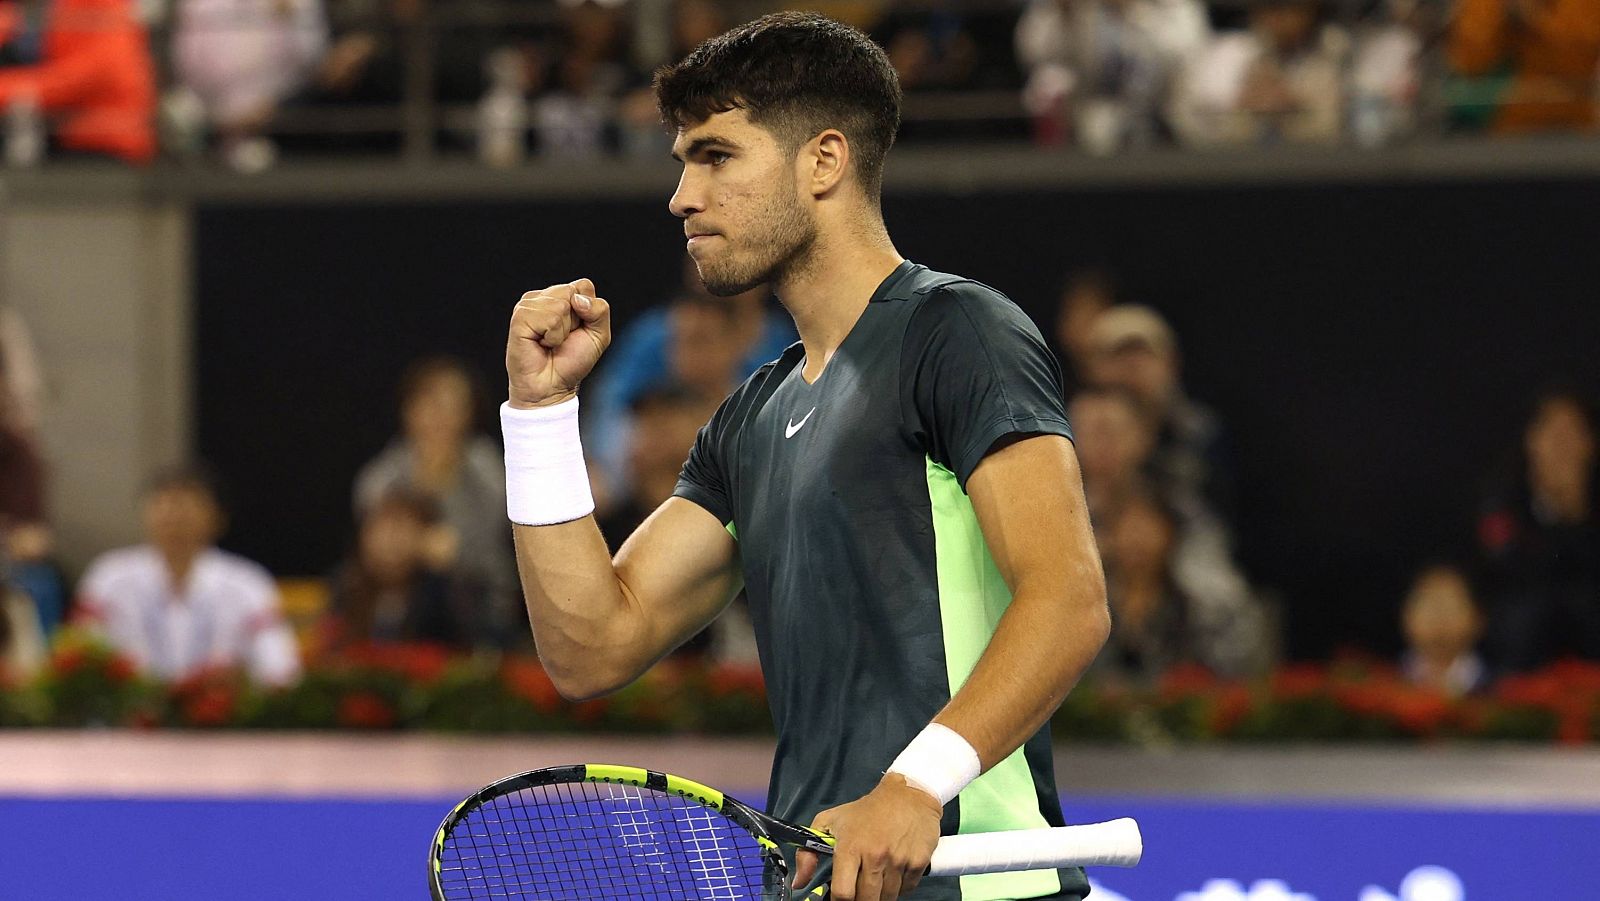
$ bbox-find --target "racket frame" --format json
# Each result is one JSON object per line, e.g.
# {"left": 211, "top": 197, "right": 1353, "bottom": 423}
{"left": 428, "top": 763, "right": 836, "bottom": 901}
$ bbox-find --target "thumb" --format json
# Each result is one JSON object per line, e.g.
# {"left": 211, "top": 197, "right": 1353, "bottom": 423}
{"left": 791, "top": 850, "right": 819, "bottom": 891}
{"left": 573, "top": 292, "right": 609, "bottom": 325}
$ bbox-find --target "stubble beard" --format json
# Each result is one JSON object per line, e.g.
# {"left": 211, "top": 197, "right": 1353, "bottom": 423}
{"left": 695, "top": 183, "right": 817, "bottom": 298}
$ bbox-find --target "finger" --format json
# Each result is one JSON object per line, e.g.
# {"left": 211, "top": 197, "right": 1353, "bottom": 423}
{"left": 830, "top": 850, "right": 859, "bottom": 901}
{"left": 791, "top": 850, "right": 818, "bottom": 891}
{"left": 569, "top": 277, "right": 596, "bottom": 298}
{"left": 515, "top": 303, "right": 573, "bottom": 349}
{"left": 852, "top": 855, "right": 883, "bottom": 901}
{"left": 525, "top": 285, "right": 574, "bottom": 305}
{"left": 880, "top": 867, "right": 902, "bottom": 901}
{"left": 538, "top": 312, "right": 573, "bottom": 349}
{"left": 573, "top": 292, "right": 610, "bottom": 326}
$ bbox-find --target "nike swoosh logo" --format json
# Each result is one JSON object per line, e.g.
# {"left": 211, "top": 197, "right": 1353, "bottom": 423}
{"left": 785, "top": 407, "right": 817, "bottom": 438}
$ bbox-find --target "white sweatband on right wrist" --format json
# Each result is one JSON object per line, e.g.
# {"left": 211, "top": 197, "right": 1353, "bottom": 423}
{"left": 501, "top": 398, "right": 595, "bottom": 526}
{"left": 886, "top": 723, "right": 982, "bottom": 806}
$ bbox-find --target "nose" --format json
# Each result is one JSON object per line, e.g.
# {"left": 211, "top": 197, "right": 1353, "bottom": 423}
{"left": 669, "top": 166, "right": 703, "bottom": 220}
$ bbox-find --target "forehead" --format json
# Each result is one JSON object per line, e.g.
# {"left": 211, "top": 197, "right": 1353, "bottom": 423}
{"left": 671, "top": 108, "right": 775, "bottom": 155}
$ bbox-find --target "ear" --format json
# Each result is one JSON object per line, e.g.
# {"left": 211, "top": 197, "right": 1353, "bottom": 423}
{"left": 799, "top": 129, "right": 851, "bottom": 198}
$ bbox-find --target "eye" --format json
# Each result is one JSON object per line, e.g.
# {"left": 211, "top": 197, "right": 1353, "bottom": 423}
{"left": 708, "top": 151, "right": 731, "bottom": 167}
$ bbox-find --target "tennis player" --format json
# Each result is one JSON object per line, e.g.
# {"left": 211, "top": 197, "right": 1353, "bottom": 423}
{"left": 500, "top": 12, "right": 1109, "bottom": 900}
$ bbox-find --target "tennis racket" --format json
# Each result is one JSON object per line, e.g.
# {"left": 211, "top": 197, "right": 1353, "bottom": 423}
{"left": 429, "top": 763, "right": 1142, "bottom": 900}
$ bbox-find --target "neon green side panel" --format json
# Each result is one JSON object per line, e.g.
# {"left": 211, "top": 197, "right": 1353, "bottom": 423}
{"left": 926, "top": 457, "right": 1061, "bottom": 901}
{"left": 584, "top": 764, "right": 649, "bottom": 785}
{"left": 664, "top": 774, "right": 725, "bottom": 809}
{"left": 727, "top": 521, "right": 738, "bottom": 540}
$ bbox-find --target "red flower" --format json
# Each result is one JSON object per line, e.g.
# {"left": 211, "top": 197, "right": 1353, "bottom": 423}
{"left": 1271, "top": 665, "right": 1328, "bottom": 700}
{"left": 1157, "top": 663, "right": 1218, "bottom": 700}
{"left": 1478, "top": 511, "right": 1518, "bottom": 553}
{"left": 706, "top": 665, "right": 766, "bottom": 698}
{"left": 1386, "top": 687, "right": 1452, "bottom": 737}
{"left": 51, "top": 646, "right": 88, "bottom": 676}
{"left": 105, "top": 656, "right": 139, "bottom": 685}
{"left": 1495, "top": 672, "right": 1564, "bottom": 708}
{"left": 1207, "top": 685, "right": 1253, "bottom": 736}
{"left": 338, "top": 642, "right": 451, "bottom": 682}
{"left": 503, "top": 659, "right": 564, "bottom": 711}
{"left": 183, "top": 685, "right": 238, "bottom": 726}
{"left": 336, "top": 691, "right": 397, "bottom": 729}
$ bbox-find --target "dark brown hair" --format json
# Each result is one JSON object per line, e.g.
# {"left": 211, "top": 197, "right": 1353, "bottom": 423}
{"left": 654, "top": 11, "right": 902, "bottom": 200}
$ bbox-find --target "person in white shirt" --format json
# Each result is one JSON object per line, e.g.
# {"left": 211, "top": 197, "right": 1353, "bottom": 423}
{"left": 77, "top": 466, "right": 301, "bottom": 686}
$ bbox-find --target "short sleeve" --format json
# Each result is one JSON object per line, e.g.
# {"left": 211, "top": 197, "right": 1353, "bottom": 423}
{"left": 903, "top": 284, "right": 1072, "bottom": 488}
{"left": 673, "top": 397, "right": 736, "bottom": 528}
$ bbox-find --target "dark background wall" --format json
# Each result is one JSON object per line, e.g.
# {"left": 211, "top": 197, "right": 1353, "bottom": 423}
{"left": 194, "top": 179, "right": 1600, "bottom": 659}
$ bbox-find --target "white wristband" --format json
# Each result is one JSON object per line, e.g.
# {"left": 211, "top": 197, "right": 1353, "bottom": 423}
{"left": 887, "top": 723, "right": 981, "bottom": 806}
{"left": 501, "top": 398, "right": 595, "bottom": 526}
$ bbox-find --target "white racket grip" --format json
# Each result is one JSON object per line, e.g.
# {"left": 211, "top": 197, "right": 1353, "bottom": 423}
{"left": 926, "top": 819, "right": 1143, "bottom": 877}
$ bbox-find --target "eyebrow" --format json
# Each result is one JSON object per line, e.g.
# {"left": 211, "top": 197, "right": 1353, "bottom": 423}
{"left": 669, "top": 135, "right": 739, "bottom": 163}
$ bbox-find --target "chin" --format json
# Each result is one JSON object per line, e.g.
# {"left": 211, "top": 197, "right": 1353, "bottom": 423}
{"left": 699, "top": 260, "right": 769, "bottom": 297}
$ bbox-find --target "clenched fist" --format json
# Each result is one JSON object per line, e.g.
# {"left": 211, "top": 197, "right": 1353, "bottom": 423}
{"left": 507, "top": 278, "right": 612, "bottom": 409}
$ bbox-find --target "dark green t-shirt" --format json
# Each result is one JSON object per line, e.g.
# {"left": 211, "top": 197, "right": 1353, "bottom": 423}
{"left": 673, "top": 261, "right": 1087, "bottom": 901}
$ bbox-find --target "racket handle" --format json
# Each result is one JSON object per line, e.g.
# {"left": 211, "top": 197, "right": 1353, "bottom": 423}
{"left": 926, "top": 818, "right": 1143, "bottom": 876}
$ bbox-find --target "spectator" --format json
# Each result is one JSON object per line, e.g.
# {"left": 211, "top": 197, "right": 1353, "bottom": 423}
{"left": 0, "top": 306, "right": 43, "bottom": 435}
{"left": 1348, "top": 0, "right": 1425, "bottom": 147}
{"left": 1051, "top": 268, "right": 1115, "bottom": 395}
{"left": 0, "top": 0, "right": 157, "bottom": 163}
{"left": 619, "top": 0, "right": 726, "bottom": 156}
{"left": 1015, "top": 0, "right": 1209, "bottom": 151}
{"left": 320, "top": 488, "right": 479, "bottom": 653}
{"left": 1169, "top": 0, "right": 1347, "bottom": 147}
{"left": 1070, "top": 386, "right": 1267, "bottom": 676}
{"left": 533, "top": 0, "right": 638, "bottom": 157}
{"left": 354, "top": 356, "right": 517, "bottom": 648}
{"left": 589, "top": 276, "right": 794, "bottom": 498}
{"left": 1400, "top": 563, "right": 1489, "bottom": 696}
{"left": 282, "top": 0, "right": 416, "bottom": 153}
{"left": 170, "top": 0, "right": 329, "bottom": 172}
{"left": 595, "top": 383, "right": 714, "bottom": 549}
{"left": 76, "top": 465, "right": 301, "bottom": 685}
{"left": 1448, "top": 0, "right": 1600, "bottom": 133}
{"left": 0, "top": 583, "right": 45, "bottom": 680}
{"left": 0, "top": 355, "right": 64, "bottom": 638}
{"left": 1093, "top": 488, "right": 1198, "bottom": 685}
{"left": 1477, "top": 387, "right": 1600, "bottom": 669}
{"left": 1087, "top": 303, "right": 1233, "bottom": 525}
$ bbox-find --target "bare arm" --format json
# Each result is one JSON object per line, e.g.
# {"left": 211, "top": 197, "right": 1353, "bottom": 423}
{"left": 514, "top": 499, "right": 740, "bottom": 700}
{"left": 505, "top": 279, "right": 741, "bottom": 700}
{"left": 933, "top": 433, "right": 1109, "bottom": 767}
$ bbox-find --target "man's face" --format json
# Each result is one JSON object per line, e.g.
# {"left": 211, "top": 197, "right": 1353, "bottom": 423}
{"left": 143, "top": 485, "right": 223, "bottom": 555}
{"left": 669, "top": 301, "right": 742, "bottom": 393}
{"left": 669, "top": 108, "right": 817, "bottom": 296}
{"left": 403, "top": 371, "right": 473, "bottom": 448}
{"left": 1090, "top": 343, "right": 1177, "bottom": 410}
{"left": 1526, "top": 398, "right": 1596, "bottom": 488}
{"left": 1068, "top": 394, "right": 1154, "bottom": 485}
{"left": 1403, "top": 569, "right": 1481, "bottom": 662}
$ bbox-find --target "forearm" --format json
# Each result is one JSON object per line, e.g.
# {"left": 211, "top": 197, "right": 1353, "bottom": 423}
{"left": 937, "top": 577, "right": 1109, "bottom": 770}
{"left": 513, "top": 518, "right": 654, "bottom": 699}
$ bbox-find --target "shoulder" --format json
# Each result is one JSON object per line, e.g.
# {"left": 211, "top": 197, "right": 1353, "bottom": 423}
{"left": 900, "top": 272, "right": 1046, "bottom": 353}
{"left": 204, "top": 550, "right": 279, "bottom": 601}
{"left": 82, "top": 546, "right": 158, "bottom": 592}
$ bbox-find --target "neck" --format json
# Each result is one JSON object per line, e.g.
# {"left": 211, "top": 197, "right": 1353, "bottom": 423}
{"left": 160, "top": 546, "right": 203, "bottom": 591}
{"left": 774, "top": 218, "right": 901, "bottom": 382}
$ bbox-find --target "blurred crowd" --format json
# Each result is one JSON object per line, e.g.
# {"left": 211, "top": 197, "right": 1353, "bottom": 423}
{"left": 2, "top": 263, "right": 1599, "bottom": 705}
{"left": 0, "top": 0, "right": 1595, "bottom": 169}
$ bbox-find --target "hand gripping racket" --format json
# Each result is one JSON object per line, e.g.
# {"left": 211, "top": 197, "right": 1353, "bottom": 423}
{"left": 429, "top": 763, "right": 1142, "bottom": 900}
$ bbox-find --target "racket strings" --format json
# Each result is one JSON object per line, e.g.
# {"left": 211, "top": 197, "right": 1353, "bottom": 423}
{"left": 435, "top": 779, "right": 780, "bottom": 899}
